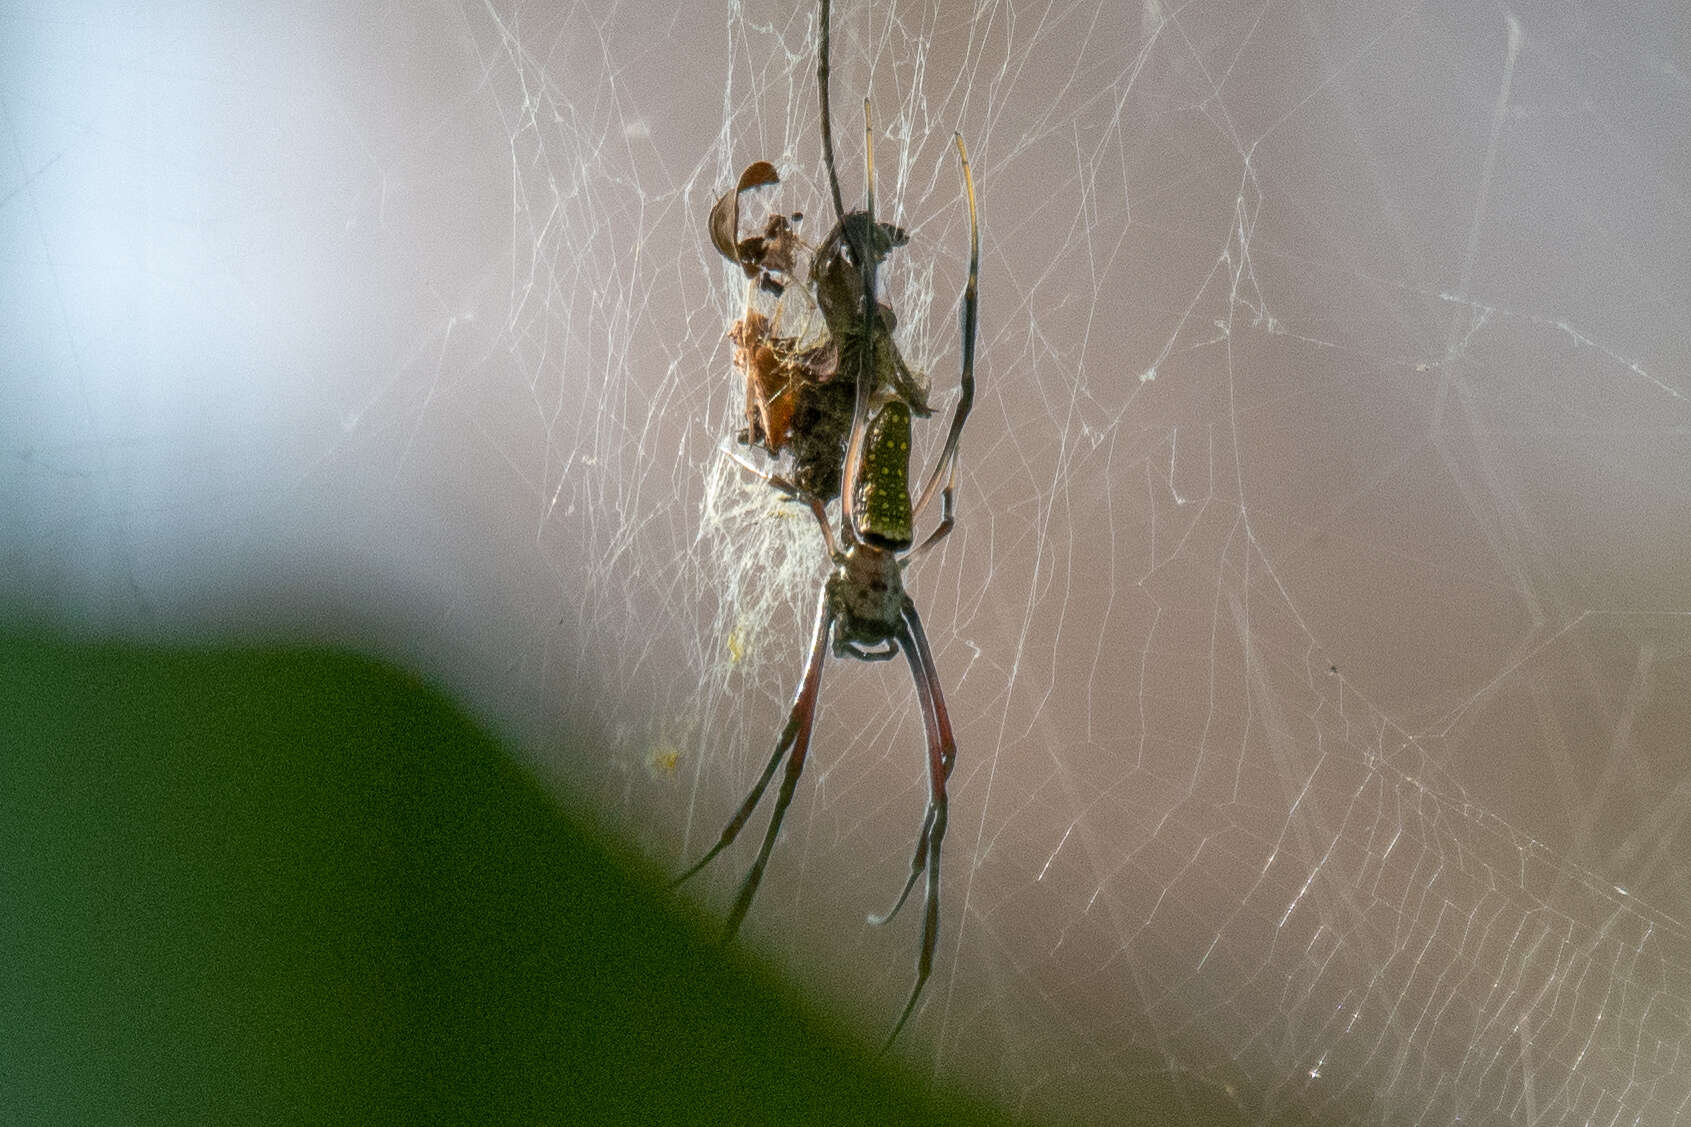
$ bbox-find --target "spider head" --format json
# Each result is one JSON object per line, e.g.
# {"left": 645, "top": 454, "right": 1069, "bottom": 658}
{"left": 826, "top": 541, "right": 906, "bottom": 658}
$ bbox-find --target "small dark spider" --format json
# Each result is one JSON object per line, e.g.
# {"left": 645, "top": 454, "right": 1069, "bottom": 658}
{"left": 680, "top": 0, "right": 979, "bottom": 1051}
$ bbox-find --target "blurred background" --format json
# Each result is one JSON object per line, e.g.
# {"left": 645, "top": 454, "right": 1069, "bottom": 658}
{"left": 4, "top": 1, "right": 1689, "bottom": 1123}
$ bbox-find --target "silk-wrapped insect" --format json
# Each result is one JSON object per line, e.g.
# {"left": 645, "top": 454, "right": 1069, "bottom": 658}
{"left": 708, "top": 157, "right": 931, "bottom": 502}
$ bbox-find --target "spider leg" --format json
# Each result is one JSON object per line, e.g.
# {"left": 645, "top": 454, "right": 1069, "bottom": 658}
{"left": 869, "top": 596, "right": 949, "bottom": 926}
{"left": 881, "top": 599, "right": 958, "bottom": 1052}
{"left": 905, "top": 134, "right": 980, "bottom": 560}
{"left": 722, "top": 591, "right": 833, "bottom": 939}
{"left": 722, "top": 444, "right": 839, "bottom": 559}
{"left": 866, "top": 802, "right": 931, "bottom": 927}
{"left": 669, "top": 722, "right": 793, "bottom": 890}
{"left": 817, "top": 0, "right": 891, "bottom": 550}
{"left": 817, "top": 0, "right": 847, "bottom": 229}
{"left": 840, "top": 98, "right": 880, "bottom": 544}
{"left": 674, "top": 593, "right": 833, "bottom": 943}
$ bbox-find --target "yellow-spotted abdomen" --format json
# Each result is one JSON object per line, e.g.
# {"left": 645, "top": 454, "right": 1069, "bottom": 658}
{"left": 854, "top": 401, "right": 914, "bottom": 550}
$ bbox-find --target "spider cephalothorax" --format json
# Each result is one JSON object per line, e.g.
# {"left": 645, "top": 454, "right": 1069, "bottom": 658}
{"left": 827, "top": 543, "right": 906, "bottom": 658}
{"left": 680, "top": 0, "right": 979, "bottom": 1051}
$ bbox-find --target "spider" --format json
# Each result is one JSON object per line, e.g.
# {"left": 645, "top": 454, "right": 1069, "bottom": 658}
{"left": 679, "top": 0, "right": 979, "bottom": 1050}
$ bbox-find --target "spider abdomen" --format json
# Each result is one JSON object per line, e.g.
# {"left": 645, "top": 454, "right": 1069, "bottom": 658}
{"left": 854, "top": 401, "right": 914, "bottom": 550}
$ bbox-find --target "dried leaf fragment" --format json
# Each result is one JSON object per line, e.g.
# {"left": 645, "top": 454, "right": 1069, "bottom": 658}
{"left": 708, "top": 160, "right": 787, "bottom": 274}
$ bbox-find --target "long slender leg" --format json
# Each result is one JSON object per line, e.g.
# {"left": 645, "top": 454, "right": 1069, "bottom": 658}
{"left": 866, "top": 802, "right": 932, "bottom": 926}
{"left": 907, "top": 134, "right": 980, "bottom": 558}
{"left": 722, "top": 593, "right": 832, "bottom": 938}
{"left": 816, "top": 0, "right": 847, "bottom": 228}
{"left": 722, "top": 445, "right": 839, "bottom": 559}
{"left": 840, "top": 99, "right": 879, "bottom": 541}
{"left": 881, "top": 601, "right": 958, "bottom": 1051}
{"left": 868, "top": 599, "right": 947, "bottom": 925}
{"left": 817, "top": 0, "right": 888, "bottom": 548}
{"left": 673, "top": 592, "right": 833, "bottom": 942}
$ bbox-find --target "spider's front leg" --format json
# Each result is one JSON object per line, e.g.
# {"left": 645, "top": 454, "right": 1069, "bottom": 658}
{"left": 674, "top": 590, "right": 833, "bottom": 942}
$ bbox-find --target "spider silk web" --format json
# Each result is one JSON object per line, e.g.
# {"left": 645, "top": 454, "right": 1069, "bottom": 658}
{"left": 5, "top": 1, "right": 1690, "bottom": 1124}
{"left": 482, "top": 1, "right": 1691, "bottom": 1121}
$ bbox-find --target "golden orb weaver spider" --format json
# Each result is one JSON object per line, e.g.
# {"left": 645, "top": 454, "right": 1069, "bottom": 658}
{"left": 679, "top": 0, "right": 979, "bottom": 1051}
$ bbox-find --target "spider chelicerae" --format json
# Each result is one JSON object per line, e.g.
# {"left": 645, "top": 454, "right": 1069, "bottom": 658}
{"left": 680, "top": 0, "right": 979, "bottom": 1050}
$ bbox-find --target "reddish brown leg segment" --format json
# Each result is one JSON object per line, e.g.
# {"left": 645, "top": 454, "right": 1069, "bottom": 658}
{"left": 674, "top": 592, "right": 833, "bottom": 941}
{"left": 881, "top": 602, "right": 957, "bottom": 1050}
